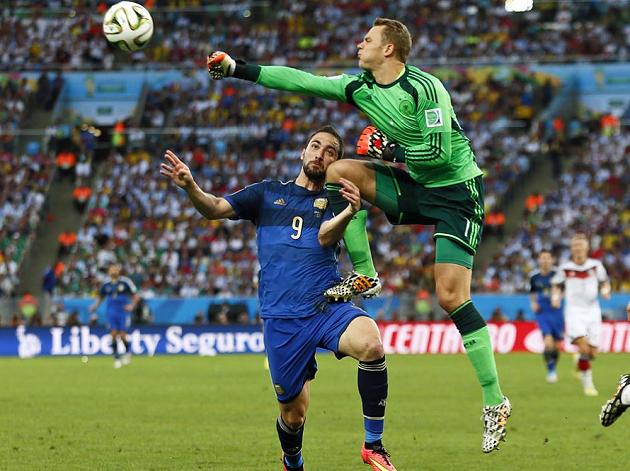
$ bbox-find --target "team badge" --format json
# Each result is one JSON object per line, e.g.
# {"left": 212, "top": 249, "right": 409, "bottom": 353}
{"left": 313, "top": 198, "right": 328, "bottom": 210}
{"left": 399, "top": 99, "right": 414, "bottom": 115}
{"left": 425, "top": 108, "right": 443, "bottom": 127}
{"left": 313, "top": 198, "right": 328, "bottom": 218}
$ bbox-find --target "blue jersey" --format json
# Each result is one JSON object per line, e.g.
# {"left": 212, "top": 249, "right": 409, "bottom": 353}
{"left": 225, "top": 180, "right": 342, "bottom": 319}
{"left": 529, "top": 271, "right": 562, "bottom": 316}
{"left": 99, "top": 277, "right": 137, "bottom": 316}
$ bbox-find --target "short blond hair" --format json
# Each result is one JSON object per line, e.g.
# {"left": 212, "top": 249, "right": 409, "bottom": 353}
{"left": 373, "top": 17, "right": 412, "bottom": 63}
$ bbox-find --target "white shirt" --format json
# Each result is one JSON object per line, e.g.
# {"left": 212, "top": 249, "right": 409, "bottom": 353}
{"left": 552, "top": 258, "right": 609, "bottom": 314}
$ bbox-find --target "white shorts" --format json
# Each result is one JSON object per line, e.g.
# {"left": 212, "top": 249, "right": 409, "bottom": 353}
{"left": 565, "top": 311, "right": 602, "bottom": 348}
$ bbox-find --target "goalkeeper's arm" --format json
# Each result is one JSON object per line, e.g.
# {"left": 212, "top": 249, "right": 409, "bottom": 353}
{"left": 208, "top": 51, "right": 354, "bottom": 102}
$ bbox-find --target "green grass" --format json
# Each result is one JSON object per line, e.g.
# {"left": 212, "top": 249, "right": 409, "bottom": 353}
{"left": 1, "top": 353, "right": 629, "bottom": 470}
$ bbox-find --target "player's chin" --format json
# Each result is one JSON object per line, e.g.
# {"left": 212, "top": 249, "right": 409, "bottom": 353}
{"left": 304, "top": 167, "right": 326, "bottom": 181}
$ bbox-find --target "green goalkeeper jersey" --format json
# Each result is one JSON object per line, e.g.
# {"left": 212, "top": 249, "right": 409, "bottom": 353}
{"left": 239, "top": 64, "right": 482, "bottom": 188}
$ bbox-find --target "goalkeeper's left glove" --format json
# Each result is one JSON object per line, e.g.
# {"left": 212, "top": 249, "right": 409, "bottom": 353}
{"left": 355, "top": 125, "right": 404, "bottom": 162}
{"left": 207, "top": 51, "right": 236, "bottom": 80}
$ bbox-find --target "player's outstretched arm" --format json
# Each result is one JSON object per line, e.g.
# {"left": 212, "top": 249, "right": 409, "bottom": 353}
{"left": 160, "top": 149, "right": 235, "bottom": 220}
{"left": 318, "top": 178, "right": 361, "bottom": 246}
{"left": 207, "top": 51, "right": 353, "bottom": 102}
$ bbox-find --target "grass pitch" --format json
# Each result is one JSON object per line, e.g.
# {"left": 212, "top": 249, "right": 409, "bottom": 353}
{"left": 1, "top": 353, "right": 629, "bottom": 470}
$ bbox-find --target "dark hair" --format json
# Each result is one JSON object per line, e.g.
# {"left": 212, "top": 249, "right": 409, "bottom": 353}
{"left": 305, "top": 125, "right": 344, "bottom": 159}
{"left": 373, "top": 17, "right": 412, "bottom": 63}
{"left": 538, "top": 249, "right": 553, "bottom": 257}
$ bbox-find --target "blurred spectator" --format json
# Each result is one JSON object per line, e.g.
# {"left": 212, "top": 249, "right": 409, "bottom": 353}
{"left": 72, "top": 184, "right": 92, "bottom": 212}
{"left": 58, "top": 230, "right": 77, "bottom": 257}
{"left": 55, "top": 150, "right": 76, "bottom": 182}
{"left": 18, "top": 291, "right": 38, "bottom": 325}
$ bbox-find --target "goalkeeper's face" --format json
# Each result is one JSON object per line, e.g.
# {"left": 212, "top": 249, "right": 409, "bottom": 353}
{"left": 357, "top": 26, "right": 387, "bottom": 71}
{"left": 301, "top": 132, "right": 341, "bottom": 182}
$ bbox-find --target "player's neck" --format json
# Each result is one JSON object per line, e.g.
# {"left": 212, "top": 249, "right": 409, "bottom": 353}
{"left": 540, "top": 268, "right": 551, "bottom": 276}
{"left": 371, "top": 62, "right": 405, "bottom": 85}
{"left": 571, "top": 257, "right": 587, "bottom": 265}
{"left": 295, "top": 174, "right": 323, "bottom": 192}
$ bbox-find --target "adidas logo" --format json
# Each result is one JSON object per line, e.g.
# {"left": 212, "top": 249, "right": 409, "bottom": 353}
{"left": 274, "top": 198, "right": 286, "bottom": 206}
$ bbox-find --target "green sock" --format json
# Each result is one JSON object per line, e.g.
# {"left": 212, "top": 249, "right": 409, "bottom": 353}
{"left": 451, "top": 301, "right": 504, "bottom": 406}
{"left": 325, "top": 183, "right": 377, "bottom": 277}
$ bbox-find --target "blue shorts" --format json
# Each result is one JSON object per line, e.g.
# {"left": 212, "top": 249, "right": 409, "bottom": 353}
{"left": 107, "top": 311, "right": 130, "bottom": 331}
{"left": 536, "top": 313, "right": 564, "bottom": 341}
{"left": 263, "top": 302, "right": 368, "bottom": 403}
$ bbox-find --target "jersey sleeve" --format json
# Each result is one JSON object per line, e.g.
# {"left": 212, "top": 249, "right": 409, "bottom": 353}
{"left": 256, "top": 66, "right": 358, "bottom": 102}
{"left": 551, "top": 268, "right": 566, "bottom": 285}
{"left": 99, "top": 283, "right": 106, "bottom": 297}
{"left": 529, "top": 275, "right": 537, "bottom": 293}
{"left": 224, "top": 181, "right": 266, "bottom": 222}
{"left": 121, "top": 277, "right": 137, "bottom": 295}
{"left": 402, "top": 82, "right": 453, "bottom": 168}
{"left": 595, "top": 261, "right": 609, "bottom": 282}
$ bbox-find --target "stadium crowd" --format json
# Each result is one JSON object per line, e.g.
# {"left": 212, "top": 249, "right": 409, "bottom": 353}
{"left": 475, "top": 124, "right": 630, "bottom": 294}
{"left": 1, "top": 1, "right": 630, "bottom": 71}
{"left": 0, "top": 151, "right": 54, "bottom": 297}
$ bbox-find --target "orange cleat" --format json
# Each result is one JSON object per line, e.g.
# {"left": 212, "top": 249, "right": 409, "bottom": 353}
{"left": 361, "top": 444, "right": 397, "bottom": 471}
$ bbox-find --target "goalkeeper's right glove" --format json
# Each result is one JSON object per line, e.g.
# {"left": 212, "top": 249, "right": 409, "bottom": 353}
{"left": 207, "top": 51, "right": 236, "bottom": 80}
{"left": 356, "top": 125, "right": 404, "bottom": 162}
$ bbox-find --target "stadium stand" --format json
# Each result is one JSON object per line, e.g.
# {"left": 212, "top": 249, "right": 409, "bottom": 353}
{"left": 1, "top": 1, "right": 629, "bottom": 71}
{"left": 475, "top": 121, "right": 630, "bottom": 294}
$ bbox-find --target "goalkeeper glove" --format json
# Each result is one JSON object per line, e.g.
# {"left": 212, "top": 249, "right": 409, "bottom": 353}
{"left": 355, "top": 125, "right": 404, "bottom": 162}
{"left": 207, "top": 51, "right": 236, "bottom": 80}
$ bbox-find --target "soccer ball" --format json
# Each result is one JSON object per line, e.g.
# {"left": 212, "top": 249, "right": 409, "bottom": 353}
{"left": 103, "top": 1, "right": 153, "bottom": 52}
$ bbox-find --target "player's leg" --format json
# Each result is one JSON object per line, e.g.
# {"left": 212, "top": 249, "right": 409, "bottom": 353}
{"left": 110, "top": 328, "right": 122, "bottom": 368}
{"left": 264, "top": 318, "right": 319, "bottom": 470}
{"left": 278, "top": 383, "right": 310, "bottom": 471}
{"left": 120, "top": 331, "right": 131, "bottom": 365}
{"left": 542, "top": 333, "right": 559, "bottom": 383}
{"left": 326, "top": 306, "right": 396, "bottom": 471}
{"left": 573, "top": 336, "right": 597, "bottom": 396}
{"left": 434, "top": 258, "right": 511, "bottom": 453}
{"left": 324, "top": 159, "right": 381, "bottom": 300}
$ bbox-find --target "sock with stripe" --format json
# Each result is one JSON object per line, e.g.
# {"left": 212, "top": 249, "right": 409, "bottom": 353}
{"left": 358, "top": 356, "right": 388, "bottom": 446}
{"left": 543, "top": 348, "right": 559, "bottom": 373}
{"left": 325, "top": 183, "right": 376, "bottom": 277}
{"left": 276, "top": 416, "right": 304, "bottom": 469}
{"left": 450, "top": 301, "right": 504, "bottom": 406}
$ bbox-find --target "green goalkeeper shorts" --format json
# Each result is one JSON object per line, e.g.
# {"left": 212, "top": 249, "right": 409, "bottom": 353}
{"left": 372, "top": 162, "right": 484, "bottom": 267}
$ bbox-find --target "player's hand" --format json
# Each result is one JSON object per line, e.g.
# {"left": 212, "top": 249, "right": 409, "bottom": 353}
{"left": 356, "top": 125, "right": 399, "bottom": 162}
{"left": 160, "top": 150, "right": 194, "bottom": 189}
{"left": 207, "top": 51, "right": 236, "bottom": 80}
{"left": 626, "top": 301, "right": 630, "bottom": 321}
{"left": 600, "top": 284, "right": 611, "bottom": 300}
{"left": 339, "top": 178, "right": 361, "bottom": 215}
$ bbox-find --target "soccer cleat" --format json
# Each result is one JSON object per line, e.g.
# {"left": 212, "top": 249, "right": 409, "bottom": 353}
{"left": 546, "top": 371, "right": 558, "bottom": 383}
{"left": 207, "top": 51, "right": 236, "bottom": 80}
{"left": 281, "top": 455, "right": 304, "bottom": 471}
{"left": 584, "top": 386, "right": 599, "bottom": 397}
{"left": 481, "top": 396, "right": 512, "bottom": 453}
{"left": 122, "top": 353, "right": 131, "bottom": 365}
{"left": 113, "top": 359, "right": 122, "bottom": 369}
{"left": 361, "top": 444, "right": 397, "bottom": 471}
{"left": 324, "top": 272, "right": 382, "bottom": 302}
{"left": 600, "top": 374, "right": 630, "bottom": 427}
